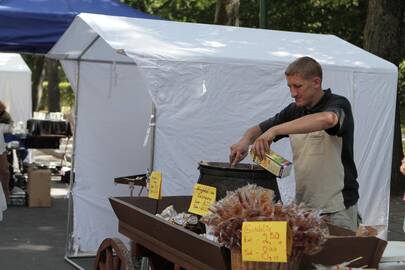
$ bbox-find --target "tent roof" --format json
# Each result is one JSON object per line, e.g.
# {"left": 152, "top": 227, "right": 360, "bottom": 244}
{"left": 0, "top": 53, "right": 31, "bottom": 73}
{"left": 49, "top": 13, "right": 397, "bottom": 74}
{"left": 0, "top": 0, "right": 155, "bottom": 54}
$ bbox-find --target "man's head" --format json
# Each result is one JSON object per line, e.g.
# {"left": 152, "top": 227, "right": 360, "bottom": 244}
{"left": 285, "top": 56, "right": 323, "bottom": 108}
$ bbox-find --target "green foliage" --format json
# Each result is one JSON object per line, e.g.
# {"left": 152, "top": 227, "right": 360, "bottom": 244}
{"left": 122, "top": 0, "right": 367, "bottom": 47}
{"left": 41, "top": 81, "right": 75, "bottom": 109}
{"left": 239, "top": 0, "right": 366, "bottom": 47}
{"left": 122, "top": 0, "right": 216, "bottom": 23}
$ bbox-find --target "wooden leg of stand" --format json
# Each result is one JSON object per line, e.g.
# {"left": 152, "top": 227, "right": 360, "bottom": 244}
{"left": 131, "top": 242, "right": 180, "bottom": 270}
{"left": 130, "top": 241, "right": 136, "bottom": 257}
{"left": 148, "top": 252, "right": 174, "bottom": 270}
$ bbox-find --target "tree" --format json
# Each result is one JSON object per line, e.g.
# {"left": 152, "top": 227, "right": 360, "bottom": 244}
{"left": 46, "top": 59, "right": 61, "bottom": 112}
{"left": 214, "top": 0, "right": 240, "bottom": 26}
{"left": 22, "top": 55, "right": 44, "bottom": 111}
{"left": 363, "top": 0, "right": 404, "bottom": 195}
{"left": 122, "top": 0, "right": 216, "bottom": 24}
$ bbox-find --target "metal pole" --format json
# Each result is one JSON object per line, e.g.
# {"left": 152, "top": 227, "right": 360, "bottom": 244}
{"left": 259, "top": 0, "right": 268, "bottom": 29}
{"left": 64, "top": 36, "right": 100, "bottom": 269}
{"left": 64, "top": 256, "right": 86, "bottom": 270}
{"left": 64, "top": 59, "right": 80, "bottom": 259}
{"left": 149, "top": 104, "right": 156, "bottom": 172}
{"left": 138, "top": 102, "right": 156, "bottom": 270}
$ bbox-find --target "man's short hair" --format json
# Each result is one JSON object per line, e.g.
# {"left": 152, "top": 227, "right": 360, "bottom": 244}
{"left": 285, "top": 56, "right": 323, "bottom": 80}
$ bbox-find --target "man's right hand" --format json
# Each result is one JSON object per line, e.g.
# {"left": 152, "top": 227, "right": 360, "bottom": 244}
{"left": 229, "top": 140, "right": 250, "bottom": 167}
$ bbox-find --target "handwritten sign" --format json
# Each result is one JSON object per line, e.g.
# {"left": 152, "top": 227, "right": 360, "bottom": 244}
{"left": 148, "top": 171, "right": 162, "bottom": 200}
{"left": 188, "top": 183, "right": 216, "bottom": 216}
{"left": 242, "top": 221, "right": 291, "bottom": 263}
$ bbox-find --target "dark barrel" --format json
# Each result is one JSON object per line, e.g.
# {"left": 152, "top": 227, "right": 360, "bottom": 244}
{"left": 197, "top": 161, "right": 281, "bottom": 202}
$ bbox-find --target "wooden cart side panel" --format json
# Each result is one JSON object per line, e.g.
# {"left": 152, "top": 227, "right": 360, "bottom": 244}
{"left": 110, "top": 197, "right": 231, "bottom": 270}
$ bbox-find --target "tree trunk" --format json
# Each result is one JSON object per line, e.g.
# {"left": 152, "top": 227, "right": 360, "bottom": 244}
{"left": 214, "top": 0, "right": 240, "bottom": 26}
{"left": 31, "top": 56, "right": 45, "bottom": 111}
{"left": 46, "top": 58, "right": 61, "bottom": 112}
{"left": 363, "top": 0, "right": 404, "bottom": 195}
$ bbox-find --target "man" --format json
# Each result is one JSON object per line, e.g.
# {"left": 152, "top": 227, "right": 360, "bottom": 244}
{"left": 229, "top": 56, "right": 359, "bottom": 231}
{"left": 0, "top": 101, "right": 12, "bottom": 202}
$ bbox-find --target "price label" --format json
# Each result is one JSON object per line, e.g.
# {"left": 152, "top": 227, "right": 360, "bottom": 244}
{"left": 242, "top": 221, "right": 291, "bottom": 263}
{"left": 148, "top": 171, "right": 162, "bottom": 200}
{"left": 188, "top": 183, "right": 216, "bottom": 216}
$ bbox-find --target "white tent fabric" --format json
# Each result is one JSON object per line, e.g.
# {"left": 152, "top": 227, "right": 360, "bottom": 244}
{"left": 59, "top": 60, "right": 151, "bottom": 251}
{"left": 48, "top": 13, "right": 398, "bottom": 252}
{"left": 0, "top": 53, "right": 32, "bottom": 125}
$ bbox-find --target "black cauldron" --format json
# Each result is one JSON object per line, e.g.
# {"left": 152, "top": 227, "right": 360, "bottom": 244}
{"left": 197, "top": 161, "right": 281, "bottom": 202}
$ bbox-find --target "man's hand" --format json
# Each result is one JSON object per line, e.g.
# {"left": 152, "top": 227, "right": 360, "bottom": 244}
{"left": 229, "top": 140, "right": 250, "bottom": 167}
{"left": 229, "top": 125, "right": 263, "bottom": 166}
{"left": 251, "top": 129, "right": 276, "bottom": 160}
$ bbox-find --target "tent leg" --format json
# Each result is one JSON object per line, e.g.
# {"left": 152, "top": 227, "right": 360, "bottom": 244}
{"left": 148, "top": 103, "right": 156, "bottom": 172}
{"left": 64, "top": 256, "right": 86, "bottom": 270}
{"left": 63, "top": 59, "right": 80, "bottom": 260}
{"left": 141, "top": 257, "right": 150, "bottom": 270}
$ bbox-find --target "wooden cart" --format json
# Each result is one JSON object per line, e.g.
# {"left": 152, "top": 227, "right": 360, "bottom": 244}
{"left": 94, "top": 196, "right": 387, "bottom": 270}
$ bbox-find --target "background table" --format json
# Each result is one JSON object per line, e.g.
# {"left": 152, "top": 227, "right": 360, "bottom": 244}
{"left": 26, "top": 119, "right": 72, "bottom": 137}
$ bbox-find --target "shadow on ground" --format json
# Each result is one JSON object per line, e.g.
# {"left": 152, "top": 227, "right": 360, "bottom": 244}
{"left": 0, "top": 187, "right": 75, "bottom": 270}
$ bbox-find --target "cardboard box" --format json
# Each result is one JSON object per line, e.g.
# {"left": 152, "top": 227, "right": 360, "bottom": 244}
{"left": 250, "top": 149, "right": 292, "bottom": 178}
{"left": 27, "top": 167, "right": 51, "bottom": 207}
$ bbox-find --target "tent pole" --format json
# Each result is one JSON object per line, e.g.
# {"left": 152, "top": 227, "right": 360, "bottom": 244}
{"left": 64, "top": 35, "right": 100, "bottom": 269}
{"left": 139, "top": 103, "right": 155, "bottom": 270}
{"left": 64, "top": 58, "right": 81, "bottom": 261}
{"left": 64, "top": 256, "right": 85, "bottom": 270}
{"left": 149, "top": 103, "right": 156, "bottom": 172}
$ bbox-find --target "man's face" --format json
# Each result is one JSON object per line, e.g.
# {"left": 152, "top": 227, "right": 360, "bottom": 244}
{"left": 286, "top": 74, "right": 321, "bottom": 108}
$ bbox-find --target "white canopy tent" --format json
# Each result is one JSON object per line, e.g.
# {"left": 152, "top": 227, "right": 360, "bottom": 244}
{"left": 48, "top": 13, "right": 398, "bottom": 253}
{"left": 0, "top": 53, "right": 32, "bottom": 125}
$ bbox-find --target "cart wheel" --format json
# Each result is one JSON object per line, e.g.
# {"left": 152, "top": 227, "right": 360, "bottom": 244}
{"left": 93, "top": 238, "right": 134, "bottom": 270}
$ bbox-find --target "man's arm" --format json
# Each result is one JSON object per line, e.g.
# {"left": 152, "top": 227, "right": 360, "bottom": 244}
{"left": 252, "top": 112, "right": 338, "bottom": 159}
{"left": 229, "top": 125, "right": 263, "bottom": 166}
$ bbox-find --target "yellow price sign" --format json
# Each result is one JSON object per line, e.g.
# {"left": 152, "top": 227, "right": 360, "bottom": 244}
{"left": 242, "top": 221, "right": 291, "bottom": 263}
{"left": 148, "top": 171, "right": 162, "bottom": 200}
{"left": 188, "top": 183, "right": 216, "bottom": 216}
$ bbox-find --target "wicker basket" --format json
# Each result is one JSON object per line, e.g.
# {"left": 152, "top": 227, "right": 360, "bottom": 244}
{"left": 231, "top": 249, "right": 302, "bottom": 270}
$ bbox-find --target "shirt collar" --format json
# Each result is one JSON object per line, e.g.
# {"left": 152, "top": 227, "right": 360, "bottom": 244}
{"left": 305, "top": 88, "right": 332, "bottom": 113}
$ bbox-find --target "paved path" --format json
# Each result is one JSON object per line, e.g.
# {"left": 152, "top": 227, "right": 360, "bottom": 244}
{"left": 0, "top": 186, "right": 75, "bottom": 270}
{"left": 388, "top": 195, "right": 405, "bottom": 241}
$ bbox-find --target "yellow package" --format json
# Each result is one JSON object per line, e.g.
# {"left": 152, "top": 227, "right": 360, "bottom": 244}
{"left": 250, "top": 149, "right": 292, "bottom": 178}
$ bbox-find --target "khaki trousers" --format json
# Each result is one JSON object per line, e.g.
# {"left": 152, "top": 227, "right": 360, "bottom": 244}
{"left": 327, "top": 204, "right": 359, "bottom": 231}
